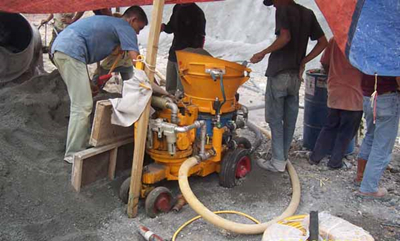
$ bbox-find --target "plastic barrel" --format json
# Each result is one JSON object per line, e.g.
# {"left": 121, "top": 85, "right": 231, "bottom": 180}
{"left": 303, "top": 69, "right": 354, "bottom": 155}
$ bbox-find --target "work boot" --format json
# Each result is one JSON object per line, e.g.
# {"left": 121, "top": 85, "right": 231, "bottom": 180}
{"left": 357, "top": 188, "right": 390, "bottom": 201}
{"left": 355, "top": 158, "right": 367, "bottom": 185}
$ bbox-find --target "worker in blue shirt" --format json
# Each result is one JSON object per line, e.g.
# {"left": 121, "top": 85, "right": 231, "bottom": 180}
{"left": 51, "top": 6, "right": 148, "bottom": 163}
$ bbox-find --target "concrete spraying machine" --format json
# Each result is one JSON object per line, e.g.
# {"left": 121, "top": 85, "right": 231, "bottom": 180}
{"left": 119, "top": 51, "right": 264, "bottom": 218}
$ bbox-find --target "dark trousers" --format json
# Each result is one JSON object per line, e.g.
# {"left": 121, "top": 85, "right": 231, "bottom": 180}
{"left": 310, "top": 108, "right": 363, "bottom": 168}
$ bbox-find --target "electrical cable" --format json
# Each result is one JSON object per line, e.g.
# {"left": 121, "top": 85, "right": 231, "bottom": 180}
{"left": 172, "top": 212, "right": 307, "bottom": 241}
{"left": 172, "top": 210, "right": 261, "bottom": 241}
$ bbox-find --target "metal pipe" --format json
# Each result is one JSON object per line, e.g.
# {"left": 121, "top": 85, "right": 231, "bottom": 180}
{"left": 151, "top": 96, "right": 167, "bottom": 109}
{"left": 151, "top": 96, "right": 179, "bottom": 124}
{"left": 247, "top": 104, "right": 304, "bottom": 111}
{"left": 174, "top": 120, "right": 206, "bottom": 155}
{"left": 166, "top": 102, "right": 179, "bottom": 124}
{"left": 198, "top": 149, "right": 215, "bottom": 162}
{"left": 247, "top": 121, "right": 264, "bottom": 154}
{"left": 172, "top": 194, "right": 187, "bottom": 213}
{"left": 146, "top": 125, "right": 153, "bottom": 149}
{"left": 200, "top": 122, "right": 207, "bottom": 155}
{"left": 174, "top": 120, "right": 204, "bottom": 133}
{"left": 240, "top": 105, "right": 249, "bottom": 120}
{"left": 163, "top": 97, "right": 178, "bottom": 124}
{"left": 247, "top": 104, "right": 265, "bottom": 111}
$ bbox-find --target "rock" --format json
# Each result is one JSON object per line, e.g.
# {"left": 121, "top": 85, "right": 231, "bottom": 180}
{"left": 388, "top": 197, "right": 399, "bottom": 206}
{"left": 387, "top": 164, "right": 400, "bottom": 173}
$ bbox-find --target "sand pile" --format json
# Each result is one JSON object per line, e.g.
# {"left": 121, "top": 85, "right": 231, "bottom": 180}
{"left": 0, "top": 70, "right": 69, "bottom": 180}
{"left": 0, "top": 72, "right": 70, "bottom": 240}
{"left": 0, "top": 71, "right": 127, "bottom": 241}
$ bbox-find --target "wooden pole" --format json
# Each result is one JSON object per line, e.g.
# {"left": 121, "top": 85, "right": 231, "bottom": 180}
{"left": 127, "top": 0, "right": 165, "bottom": 218}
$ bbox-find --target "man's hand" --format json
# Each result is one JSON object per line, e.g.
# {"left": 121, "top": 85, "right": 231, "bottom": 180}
{"left": 250, "top": 52, "right": 266, "bottom": 64}
{"left": 299, "top": 59, "right": 306, "bottom": 82}
{"left": 160, "top": 23, "right": 166, "bottom": 33}
{"left": 129, "top": 50, "right": 140, "bottom": 63}
{"left": 90, "top": 82, "right": 100, "bottom": 97}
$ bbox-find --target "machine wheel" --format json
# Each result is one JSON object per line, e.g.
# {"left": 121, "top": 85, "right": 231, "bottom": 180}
{"left": 219, "top": 148, "right": 251, "bottom": 188}
{"left": 119, "top": 177, "right": 131, "bottom": 204}
{"left": 145, "top": 187, "right": 174, "bottom": 218}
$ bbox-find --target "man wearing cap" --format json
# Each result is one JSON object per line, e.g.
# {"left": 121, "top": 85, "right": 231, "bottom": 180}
{"left": 251, "top": 0, "right": 327, "bottom": 172}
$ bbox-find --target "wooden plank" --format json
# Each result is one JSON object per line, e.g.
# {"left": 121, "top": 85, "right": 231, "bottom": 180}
{"left": 127, "top": 0, "right": 165, "bottom": 218}
{"left": 78, "top": 143, "right": 133, "bottom": 191}
{"left": 71, "top": 156, "right": 83, "bottom": 192}
{"left": 71, "top": 138, "right": 133, "bottom": 192}
{"left": 108, "top": 148, "right": 118, "bottom": 180}
{"left": 81, "top": 152, "right": 110, "bottom": 187}
{"left": 90, "top": 100, "right": 134, "bottom": 147}
{"left": 77, "top": 138, "right": 133, "bottom": 160}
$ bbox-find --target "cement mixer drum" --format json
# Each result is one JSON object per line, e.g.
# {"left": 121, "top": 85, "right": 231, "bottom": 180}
{"left": 0, "top": 12, "right": 43, "bottom": 83}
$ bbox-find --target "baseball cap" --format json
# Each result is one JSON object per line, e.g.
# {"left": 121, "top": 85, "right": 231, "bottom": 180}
{"left": 263, "top": 0, "right": 273, "bottom": 6}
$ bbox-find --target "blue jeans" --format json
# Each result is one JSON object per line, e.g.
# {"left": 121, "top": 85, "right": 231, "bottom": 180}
{"left": 265, "top": 71, "right": 301, "bottom": 168}
{"left": 358, "top": 93, "right": 400, "bottom": 193}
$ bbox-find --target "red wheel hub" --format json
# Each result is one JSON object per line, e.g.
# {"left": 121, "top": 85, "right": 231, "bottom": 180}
{"left": 235, "top": 156, "right": 251, "bottom": 178}
{"left": 154, "top": 193, "right": 171, "bottom": 212}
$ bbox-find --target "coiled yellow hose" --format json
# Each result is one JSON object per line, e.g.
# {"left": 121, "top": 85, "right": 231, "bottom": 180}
{"left": 177, "top": 125, "right": 301, "bottom": 235}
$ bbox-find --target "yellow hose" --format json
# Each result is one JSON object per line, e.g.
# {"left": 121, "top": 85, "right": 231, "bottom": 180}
{"left": 178, "top": 125, "right": 301, "bottom": 234}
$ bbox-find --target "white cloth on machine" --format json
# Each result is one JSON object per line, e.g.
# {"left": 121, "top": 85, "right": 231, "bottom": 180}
{"left": 109, "top": 68, "right": 152, "bottom": 127}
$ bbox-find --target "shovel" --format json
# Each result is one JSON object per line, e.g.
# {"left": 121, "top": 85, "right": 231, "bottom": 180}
{"left": 94, "top": 53, "right": 123, "bottom": 89}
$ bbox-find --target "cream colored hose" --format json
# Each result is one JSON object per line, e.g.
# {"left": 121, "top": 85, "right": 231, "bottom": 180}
{"left": 178, "top": 125, "right": 301, "bottom": 234}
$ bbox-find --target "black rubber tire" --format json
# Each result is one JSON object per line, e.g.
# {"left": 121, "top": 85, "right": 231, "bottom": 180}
{"left": 119, "top": 177, "right": 131, "bottom": 204}
{"left": 219, "top": 148, "right": 251, "bottom": 188}
{"left": 145, "top": 187, "right": 174, "bottom": 218}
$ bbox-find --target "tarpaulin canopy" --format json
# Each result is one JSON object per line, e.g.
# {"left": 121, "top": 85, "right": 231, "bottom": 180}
{"left": 0, "top": 0, "right": 219, "bottom": 14}
{"left": 316, "top": 0, "right": 400, "bottom": 76}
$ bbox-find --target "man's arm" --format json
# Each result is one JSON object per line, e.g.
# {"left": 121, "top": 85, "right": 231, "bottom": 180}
{"left": 299, "top": 35, "right": 328, "bottom": 80}
{"left": 396, "top": 77, "right": 400, "bottom": 90}
{"left": 250, "top": 29, "right": 291, "bottom": 64}
{"left": 162, "top": 5, "right": 178, "bottom": 33}
{"left": 301, "top": 35, "right": 328, "bottom": 67}
{"left": 319, "top": 38, "right": 332, "bottom": 74}
{"left": 128, "top": 50, "right": 139, "bottom": 63}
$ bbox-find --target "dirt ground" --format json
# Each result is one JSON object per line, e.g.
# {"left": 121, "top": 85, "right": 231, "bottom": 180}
{"left": 1, "top": 14, "right": 399, "bottom": 241}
